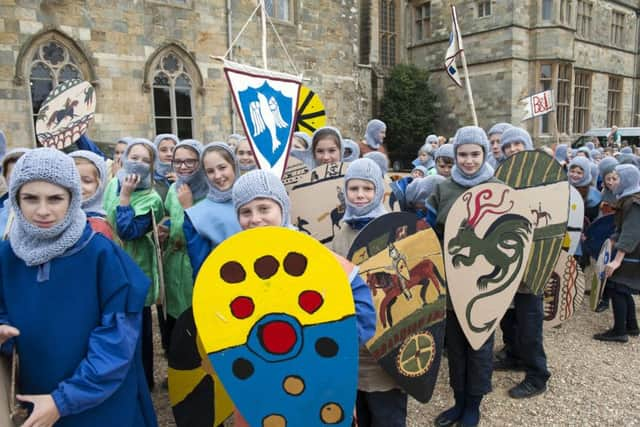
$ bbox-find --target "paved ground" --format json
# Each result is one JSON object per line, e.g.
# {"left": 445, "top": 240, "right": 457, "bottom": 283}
{"left": 151, "top": 299, "right": 640, "bottom": 426}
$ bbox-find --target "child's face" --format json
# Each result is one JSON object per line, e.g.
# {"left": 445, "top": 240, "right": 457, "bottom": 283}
{"left": 292, "top": 136, "right": 308, "bottom": 151}
{"left": 411, "top": 169, "right": 425, "bottom": 179}
{"left": 172, "top": 147, "right": 199, "bottom": 177}
{"left": 504, "top": 141, "right": 526, "bottom": 157}
{"left": 236, "top": 140, "right": 256, "bottom": 167}
{"left": 568, "top": 166, "right": 585, "bottom": 184}
{"left": 490, "top": 135, "right": 502, "bottom": 156}
{"left": 418, "top": 151, "right": 429, "bottom": 163}
{"left": 157, "top": 139, "right": 176, "bottom": 163}
{"left": 346, "top": 178, "right": 375, "bottom": 207}
{"left": 77, "top": 163, "right": 100, "bottom": 201}
{"left": 114, "top": 142, "right": 127, "bottom": 164}
{"left": 18, "top": 181, "right": 70, "bottom": 229}
{"left": 314, "top": 138, "right": 341, "bottom": 164}
{"left": 203, "top": 151, "right": 235, "bottom": 191}
{"left": 436, "top": 158, "right": 453, "bottom": 178}
{"left": 604, "top": 171, "right": 620, "bottom": 192}
{"left": 456, "top": 144, "right": 483, "bottom": 176}
{"left": 238, "top": 198, "right": 283, "bottom": 229}
{"left": 128, "top": 144, "right": 152, "bottom": 165}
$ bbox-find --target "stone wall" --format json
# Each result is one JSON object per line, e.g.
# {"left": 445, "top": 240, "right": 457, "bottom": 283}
{"left": 0, "top": 0, "right": 373, "bottom": 149}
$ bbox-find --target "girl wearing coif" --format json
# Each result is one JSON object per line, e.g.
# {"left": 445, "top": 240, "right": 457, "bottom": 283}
{"left": 0, "top": 148, "right": 157, "bottom": 427}
{"left": 426, "top": 126, "right": 500, "bottom": 427}
{"left": 235, "top": 137, "right": 257, "bottom": 175}
{"left": 103, "top": 138, "right": 165, "bottom": 390}
{"left": 598, "top": 157, "right": 620, "bottom": 216}
{"left": 160, "top": 139, "right": 209, "bottom": 347}
{"left": 232, "top": 168, "right": 376, "bottom": 427}
{"left": 486, "top": 122, "right": 512, "bottom": 169}
{"left": 183, "top": 142, "right": 241, "bottom": 277}
{"left": 153, "top": 134, "right": 179, "bottom": 201}
{"left": 594, "top": 164, "right": 640, "bottom": 343}
{"left": 69, "top": 150, "right": 113, "bottom": 239}
{"left": 328, "top": 159, "right": 406, "bottom": 427}
{"left": 359, "top": 119, "right": 387, "bottom": 156}
{"left": 568, "top": 156, "right": 601, "bottom": 223}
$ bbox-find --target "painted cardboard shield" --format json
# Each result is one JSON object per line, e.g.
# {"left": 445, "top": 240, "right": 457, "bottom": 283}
{"left": 35, "top": 79, "right": 96, "bottom": 149}
{"left": 444, "top": 183, "right": 535, "bottom": 350}
{"left": 168, "top": 308, "right": 233, "bottom": 427}
{"left": 192, "top": 227, "right": 358, "bottom": 427}
{"left": 563, "top": 186, "right": 585, "bottom": 255}
{"left": 282, "top": 155, "right": 310, "bottom": 191}
{"left": 347, "top": 212, "right": 446, "bottom": 403}
{"left": 584, "top": 214, "right": 615, "bottom": 259}
{"left": 543, "top": 251, "right": 585, "bottom": 328}
{"left": 289, "top": 162, "right": 350, "bottom": 243}
{"left": 495, "top": 151, "right": 570, "bottom": 295}
{"left": 224, "top": 61, "right": 301, "bottom": 178}
{"left": 589, "top": 239, "right": 613, "bottom": 311}
{"left": 289, "top": 162, "right": 399, "bottom": 244}
{"left": 295, "top": 85, "right": 327, "bottom": 135}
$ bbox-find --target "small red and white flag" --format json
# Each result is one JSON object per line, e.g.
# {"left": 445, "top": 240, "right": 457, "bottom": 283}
{"left": 520, "top": 90, "right": 555, "bottom": 121}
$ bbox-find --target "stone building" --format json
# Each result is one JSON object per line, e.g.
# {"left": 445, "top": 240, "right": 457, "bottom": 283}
{"left": 0, "top": 0, "right": 375, "bottom": 149}
{"left": 373, "top": 0, "right": 640, "bottom": 144}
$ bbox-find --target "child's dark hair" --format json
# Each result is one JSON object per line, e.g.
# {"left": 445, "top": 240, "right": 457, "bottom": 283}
{"left": 312, "top": 128, "right": 342, "bottom": 153}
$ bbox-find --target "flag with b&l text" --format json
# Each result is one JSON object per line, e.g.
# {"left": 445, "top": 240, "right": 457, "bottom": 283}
{"left": 224, "top": 60, "right": 302, "bottom": 179}
{"left": 520, "top": 90, "right": 555, "bottom": 121}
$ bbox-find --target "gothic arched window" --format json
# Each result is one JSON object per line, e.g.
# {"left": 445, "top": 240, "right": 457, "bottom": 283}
{"left": 152, "top": 52, "right": 194, "bottom": 139}
{"left": 29, "top": 41, "right": 83, "bottom": 135}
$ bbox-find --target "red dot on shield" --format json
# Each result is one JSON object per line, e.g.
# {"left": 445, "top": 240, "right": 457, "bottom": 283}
{"left": 230, "top": 296, "right": 255, "bottom": 319}
{"left": 298, "top": 290, "right": 324, "bottom": 314}
{"left": 261, "top": 320, "right": 297, "bottom": 354}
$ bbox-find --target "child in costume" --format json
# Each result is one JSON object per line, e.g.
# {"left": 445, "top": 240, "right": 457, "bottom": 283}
{"left": 434, "top": 144, "right": 455, "bottom": 178}
{"left": 292, "top": 131, "right": 311, "bottom": 151}
{"left": 405, "top": 175, "right": 445, "bottom": 220}
{"left": 109, "top": 136, "right": 133, "bottom": 179}
{"left": 330, "top": 158, "right": 406, "bottom": 427}
{"left": 161, "top": 139, "right": 209, "bottom": 345}
{"left": 103, "top": 138, "right": 165, "bottom": 390}
{"left": 363, "top": 151, "right": 389, "bottom": 176}
{"left": 312, "top": 126, "right": 344, "bottom": 166}
{"left": 232, "top": 168, "right": 376, "bottom": 427}
{"left": 153, "top": 134, "right": 178, "bottom": 201}
{"left": 359, "top": 119, "right": 387, "bottom": 156}
{"left": 493, "top": 127, "right": 550, "bottom": 399}
{"left": 69, "top": 150, "right": 113, "bottom": 239}
{"left": 342, "top": 138, "right": 361, "bottom": 163}
{"left": 0, "top": 148, "right": 158, "bottom": 427}
{"left": 598, "top": 157, "right": 620, "bottom": 216}
{"left": 426, "top": 126, "right": 499, "bottom": 427}
{"left": 412, "top": 137, "right": 436, "bottom": 174}
{"left": 593, "top": 164, "right": 640, "bottom": 343}
{"left": 235, "top": 138, "right": 257, "bottom": 174}
{"left": 0, "top": 148, "right": 29, "bottom": 238}
{"left": 568, "top": 156, "right": 602, "bottom": 223}
{"left": 183, "top": 142, "right": 242, "bottom": 276}
{"left": 486, "top": 122, "right": 512, "bottom": 169}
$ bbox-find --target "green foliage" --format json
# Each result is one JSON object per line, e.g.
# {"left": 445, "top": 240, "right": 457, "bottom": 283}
{"left": 380, "top": 64, "right": 438, "bottom": 167}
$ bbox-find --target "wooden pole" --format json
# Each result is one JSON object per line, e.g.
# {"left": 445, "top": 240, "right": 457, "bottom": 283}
{"left": 260, "top": 0, "right": 267, "bottom": 69}
{"left": 452, "top": 5, "right": 478, "bottom": 126}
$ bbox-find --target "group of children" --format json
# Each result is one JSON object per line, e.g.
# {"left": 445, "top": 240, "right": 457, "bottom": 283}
{"left": 0, "top": 117, "right": 637, "bottom": 427}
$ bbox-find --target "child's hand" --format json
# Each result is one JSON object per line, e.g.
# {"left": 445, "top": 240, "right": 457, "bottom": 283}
{"left": 18, "top": 394, "right": 60, "bottom": 427}
{"left": 120, "top": 174, "right": 140, "bottom": 200}
{"left": 166, "top": 171, "right": 177, "bottom": 182}
{"left": 177, "top": 184, "right": 194, "bottom": 209}
{"left": 604, "top": 259, "right": 621, "bottom": 278}
{"left": 0, "top": 324, "right": 19, "bottom": 345}
{"left": 157, "top": 224, "right": 169, "bottom": 244}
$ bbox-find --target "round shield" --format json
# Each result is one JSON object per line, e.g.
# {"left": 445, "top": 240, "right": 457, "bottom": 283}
{"left": 35, "top": 79, "right": 96, "bottom": 149}
{"left": 590, "top": 239, "right": 613, "bottom": 311}
{"left": 295, "top": 86, "right": 326, "bottom": 135}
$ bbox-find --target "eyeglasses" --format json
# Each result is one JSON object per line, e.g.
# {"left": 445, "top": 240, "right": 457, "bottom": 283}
{"left": 172, "top": 159, "right": 199, "bottom": 168}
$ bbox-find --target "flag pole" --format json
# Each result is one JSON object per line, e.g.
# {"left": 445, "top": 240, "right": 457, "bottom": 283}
{"left": 451, "top": 5, "right": 478, "bottom": 126}
{"left": 260, "top": 0, "right": 267, "bottom": 69}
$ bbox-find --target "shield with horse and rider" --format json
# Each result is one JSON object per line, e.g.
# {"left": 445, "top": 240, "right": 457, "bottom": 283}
{"left": 35, "top": 79, "right": 96, "bottom": 149}
{"left": 495, "top": 150, "right": 570, "bottom": 295}
{"left": 347, "top": 212, "right": 446, "bottom": 403}
{"left": 444, "top": 183, "right": 535, "bottom": 350}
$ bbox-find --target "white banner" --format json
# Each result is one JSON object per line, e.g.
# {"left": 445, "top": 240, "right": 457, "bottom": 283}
{"left": 520, "top": 90, "right": 555, "bottom": 121}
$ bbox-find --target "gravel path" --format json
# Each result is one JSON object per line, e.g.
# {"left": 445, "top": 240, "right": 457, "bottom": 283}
{"left": 152, "top": 300, "right": 640, "bottom": 426}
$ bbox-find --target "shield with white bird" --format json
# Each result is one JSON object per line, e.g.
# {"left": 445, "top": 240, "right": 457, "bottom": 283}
{"left": 224, "top": 60, "right": 302, "bottom": 179}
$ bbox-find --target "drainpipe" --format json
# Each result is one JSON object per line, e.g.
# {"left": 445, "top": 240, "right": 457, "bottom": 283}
{"left": 632, "top": 9, "right": 640, "bottom": 126}
{"left": 227, "top": 0, "right": 237, "bottom": 132}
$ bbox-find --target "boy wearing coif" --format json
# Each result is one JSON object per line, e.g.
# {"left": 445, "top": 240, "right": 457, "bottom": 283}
{"left": 426, "top": 126, "right": 499, "bottom": 427}
{"left": 331, "top": 158, "right": 408, "bottom": 427}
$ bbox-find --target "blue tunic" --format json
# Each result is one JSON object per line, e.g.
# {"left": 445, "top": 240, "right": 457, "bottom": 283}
{"left": 0, "top": 224, "right": 158, "bottom": 427}
{"left": 183, "top": 198, "right": 241, "bottom": 277}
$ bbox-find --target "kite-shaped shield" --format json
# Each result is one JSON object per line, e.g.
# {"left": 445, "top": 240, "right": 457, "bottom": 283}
{"left": 224, "top": 61, "right": 301, "bottom": 178}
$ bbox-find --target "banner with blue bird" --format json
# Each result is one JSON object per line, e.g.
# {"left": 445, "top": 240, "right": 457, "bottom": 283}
{"left": 224, "top": 61, "right": 301, "bottom": 179}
